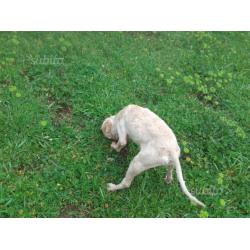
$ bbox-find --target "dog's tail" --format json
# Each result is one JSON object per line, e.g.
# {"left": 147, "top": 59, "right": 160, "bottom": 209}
{"left": 173, "top": 157, "right": 205, "bottom": 208}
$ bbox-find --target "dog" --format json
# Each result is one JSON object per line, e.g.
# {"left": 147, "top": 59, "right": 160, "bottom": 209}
{"left": 101, "top": 104, "right": 205, "bottom": 207}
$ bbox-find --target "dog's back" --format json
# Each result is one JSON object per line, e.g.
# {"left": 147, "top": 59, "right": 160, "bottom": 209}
{"left": 116, "top": 104, "right": 177, "bottom": 147}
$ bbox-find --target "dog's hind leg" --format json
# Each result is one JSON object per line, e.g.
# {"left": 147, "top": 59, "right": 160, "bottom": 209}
{"left": 107, "top": 149, "right": 162, "bottom": 191}
{"left": 165, "top": 164, "right": 174, "bottom": 184}
{"left": 107, "top": 153, "right": 145, "bottom": 191}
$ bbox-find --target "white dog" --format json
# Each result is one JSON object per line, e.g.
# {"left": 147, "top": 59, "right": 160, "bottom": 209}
{"left": 101, "top": 104, "right": 205, "bottom": 207}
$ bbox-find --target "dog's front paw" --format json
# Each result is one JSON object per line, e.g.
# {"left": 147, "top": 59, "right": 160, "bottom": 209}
{"left": 107, "top": 183, "right": 117, "bottom": 192}
{"left": 111, "top": 142, "right": 121, "bottom": 152}
{"left": 111, "top": 141, "right": 117, "bottom": 149}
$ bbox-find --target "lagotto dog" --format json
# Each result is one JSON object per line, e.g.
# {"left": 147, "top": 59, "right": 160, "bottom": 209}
{"left": 101, "top": 104, "right": 205, "bottom": 207}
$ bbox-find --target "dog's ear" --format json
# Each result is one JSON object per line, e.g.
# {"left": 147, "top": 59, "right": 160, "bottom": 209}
{"left": 101, "top": 118, "right": 113, "bottom": 137}
{"left": 104, "top": 119, "right": 112, "bottom": 134}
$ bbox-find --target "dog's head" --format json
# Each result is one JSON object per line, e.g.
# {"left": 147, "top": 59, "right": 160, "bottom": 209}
{"left": 101, "top": 116, "right": 116, "bottom": 140}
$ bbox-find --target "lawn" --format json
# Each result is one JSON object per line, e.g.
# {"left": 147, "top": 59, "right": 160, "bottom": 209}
{"left": 0, "top": 32, "right": 249, "bottom": 217}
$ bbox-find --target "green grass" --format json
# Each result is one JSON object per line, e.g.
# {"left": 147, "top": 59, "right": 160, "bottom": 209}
{"left": 0, "top": 32, "right": 249, "bottom": 217}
